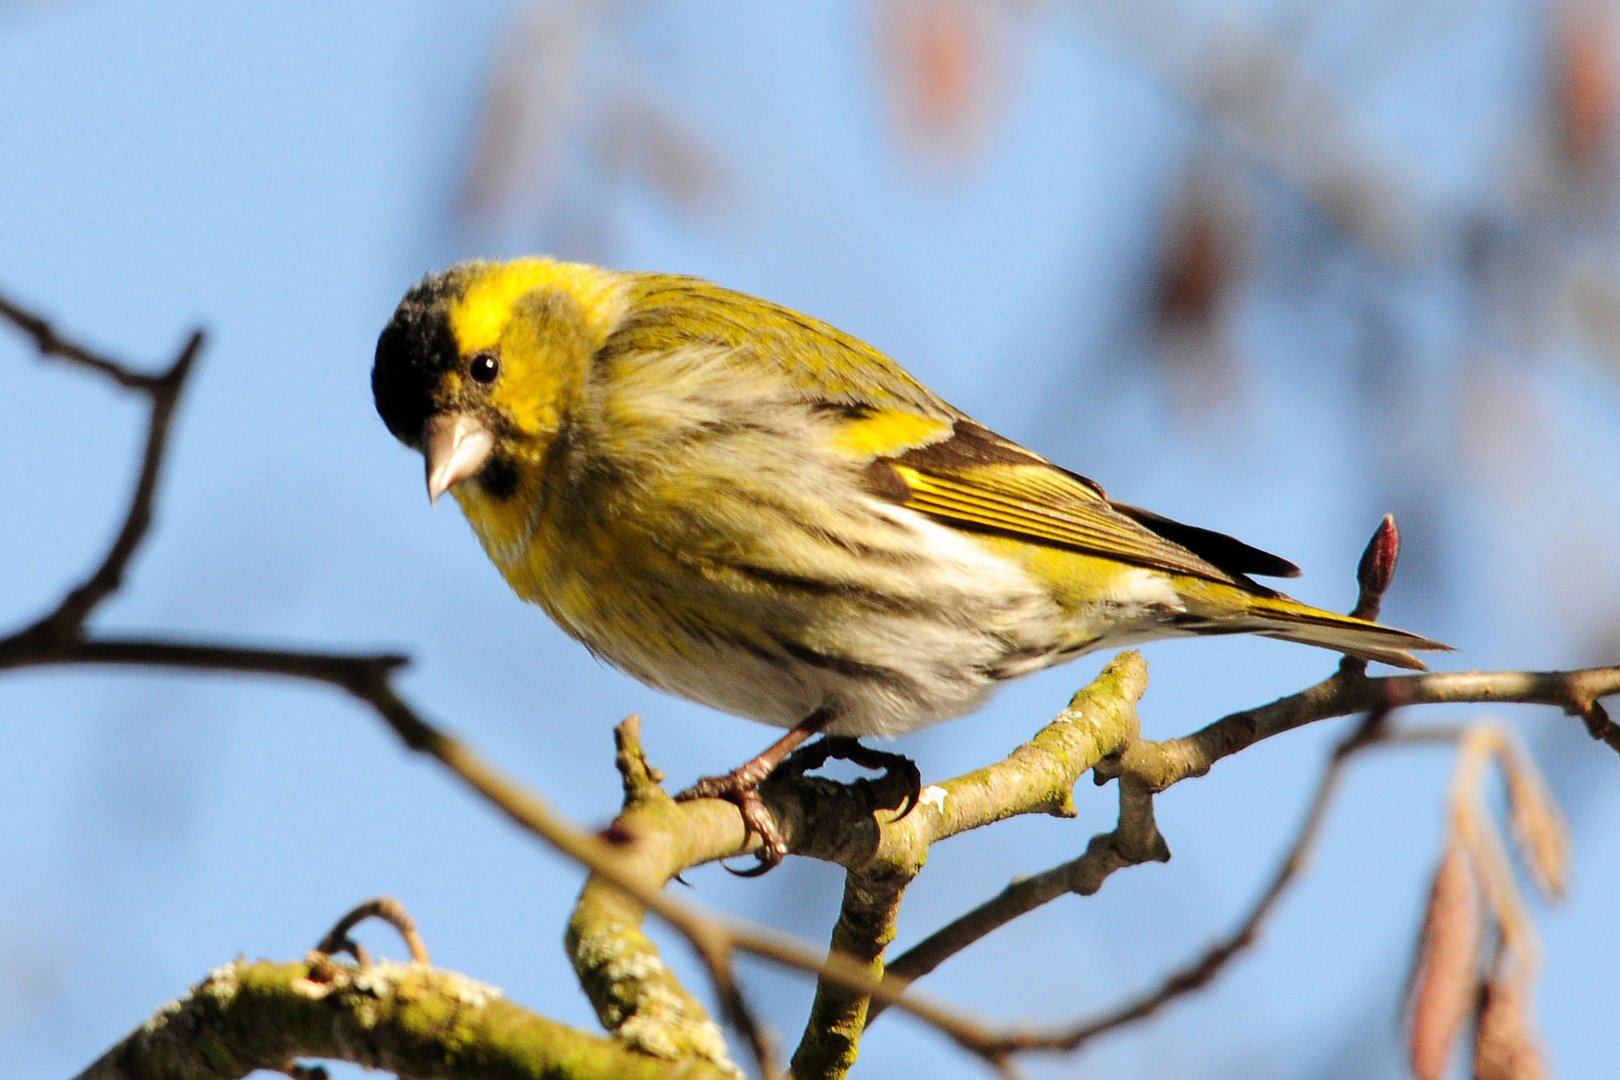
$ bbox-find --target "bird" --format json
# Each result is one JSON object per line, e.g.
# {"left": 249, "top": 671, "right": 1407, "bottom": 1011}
{"left": 371, "top": 256, "right": 1449, "bottom": 870}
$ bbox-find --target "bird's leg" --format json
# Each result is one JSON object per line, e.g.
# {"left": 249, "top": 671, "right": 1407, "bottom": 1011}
{"left": 677, "top": 705, "right": 835, "bottom": 874}
{"left": 779, "top": 736, "right": 923, "bottom": 821}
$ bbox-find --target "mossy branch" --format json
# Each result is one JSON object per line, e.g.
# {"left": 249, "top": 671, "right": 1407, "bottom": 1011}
{"left": 74, "top": 957, "right": 739, "bottom": 1080}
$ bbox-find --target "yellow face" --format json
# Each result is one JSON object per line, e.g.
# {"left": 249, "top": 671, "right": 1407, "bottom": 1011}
{"left": 372, "top": 257, "right": 629, "bottom": 511}
{"left": 444, "top": 258, "right": 628, "bottom": 446}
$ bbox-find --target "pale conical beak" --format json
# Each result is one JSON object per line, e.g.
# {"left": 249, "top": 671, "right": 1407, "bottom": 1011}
{"left": 422, "top": 413, "right": 495, "bottom": 504}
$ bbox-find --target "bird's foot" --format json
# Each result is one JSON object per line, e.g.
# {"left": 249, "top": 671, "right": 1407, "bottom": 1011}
{"left": 677, "top": 763, "right": 789, "bottom": 876}
{"left": 675, "top": 733, "right": 922, "bottom": 877}
{"left": 782, "top": 736, "right": 923, "bottom": 821}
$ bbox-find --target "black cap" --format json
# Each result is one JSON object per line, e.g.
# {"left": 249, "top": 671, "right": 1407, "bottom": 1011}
{"left": 372, "top": 268, "right": 472, "bottom": 447}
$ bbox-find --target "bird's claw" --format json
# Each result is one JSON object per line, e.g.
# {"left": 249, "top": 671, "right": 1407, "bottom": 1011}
{"left": 784, "top": 736, "right": 923, "bottom": 821}
{"left": 677, "top": 771, "right": 789, "bottom": 874}
{"left": 677, "top": 736, "right": 924, "bottom": 876}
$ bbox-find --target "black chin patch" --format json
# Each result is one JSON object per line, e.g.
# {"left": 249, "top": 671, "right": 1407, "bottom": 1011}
{"left": 372, "top": 268, "right": 477, "bottom": 446}
{"left": 476, "top": 453, "right": 520, "bottom": 501}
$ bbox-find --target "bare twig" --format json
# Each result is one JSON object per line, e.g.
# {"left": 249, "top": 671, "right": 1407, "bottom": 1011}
{"left": 0, "top": 292, "right": 169, "bottom": 389}
{"left": 1014, "top": 720, "right": 1456, "bottom": 1051}
{"left": 15, "top": 612, "right": 1617, "bottom": 1068}
{"left": 1116, "top": 664, "right": 1620, "bottom": 795}
{"left": 871, "top": 692, "right": 1161, "bottom": 1020}
{"left": 0, "top": 636, "right": 408, "bottom": 684}
{"left": 313, "top": 897, "right": 430, "bottom": 966}
{"left": 871, "top": 770, "right": 1168, "bottom": 1024}
{"left": 1, "top": 291, "right": 204, "bottom": 644}
{"left": 699, "top": 940, "right": 782, "bottom": 1080}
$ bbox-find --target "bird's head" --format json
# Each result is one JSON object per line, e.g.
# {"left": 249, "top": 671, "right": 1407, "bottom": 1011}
{"left": 372, "top": 258, "right": 626, "bottom": 509}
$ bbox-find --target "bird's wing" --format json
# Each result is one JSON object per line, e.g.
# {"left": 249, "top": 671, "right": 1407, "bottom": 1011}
{"left": 855, "top": 414, "right": 1300, "bottom": 587}
{"left": 616, "top": 277, "right": 1299, "bottom": 588}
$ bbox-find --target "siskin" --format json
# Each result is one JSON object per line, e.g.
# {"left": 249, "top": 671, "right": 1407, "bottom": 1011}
{"left": 372, "top": 257, "right": 1448, "bottom": 869}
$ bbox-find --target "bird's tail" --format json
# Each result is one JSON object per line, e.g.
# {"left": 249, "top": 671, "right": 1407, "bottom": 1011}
{"left": 1177, "top": 589, "right": 1451, "bottom": 670}
{"left": 1245, "top": 594, "right": 1450, "bottom": 670}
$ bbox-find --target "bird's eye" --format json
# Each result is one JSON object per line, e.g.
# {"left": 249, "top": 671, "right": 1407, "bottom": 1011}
{"left": 468, "top": 353, "right": 500, "bottom": 385}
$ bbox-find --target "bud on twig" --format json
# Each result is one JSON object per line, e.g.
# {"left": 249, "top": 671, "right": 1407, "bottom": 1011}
{"left": 1353, "top": 514, "right": 1400, "bottom": 621}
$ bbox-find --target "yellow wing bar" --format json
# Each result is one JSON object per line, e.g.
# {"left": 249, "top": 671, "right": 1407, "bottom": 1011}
{"left": 889, "top": 461, "right": 1243, "bottom": 584}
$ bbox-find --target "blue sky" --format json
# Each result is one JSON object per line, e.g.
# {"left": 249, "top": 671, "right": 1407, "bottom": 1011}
{"left": 4, "top": 3, "right": 1617, "bottom": 1078}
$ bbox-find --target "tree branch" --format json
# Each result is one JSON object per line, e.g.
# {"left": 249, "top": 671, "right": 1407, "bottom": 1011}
{"left": 0, "top": 291, "right": 204, "bottom": 645}
{"left": 568, "top": 657, "right": 1152, "bottom": 1079}
{"left": 0, "top": 292, "right": 172, "bottom": 389}
{"left": 871, "top": 655, "right": 1620, "bottom": 1036}
{"left": 1117, "top": 665, "right": 1620, "bottom": 793}
{"left": 872, "top": 766, "right": 1168, "bottom": 1023}
{"left": 787, "top": 864, "right": 907, "bottom": 1079}
{"left": 74, "top": 958, "right": 739, "bottom": 1080}
{"left": 1004, "top": 719, "right": 1463, "bottom": 1052}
